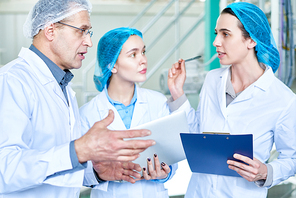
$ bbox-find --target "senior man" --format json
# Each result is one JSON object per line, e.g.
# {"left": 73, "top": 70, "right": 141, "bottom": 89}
{"left": 0, "top": 0, "right": 154, "bottom": 197}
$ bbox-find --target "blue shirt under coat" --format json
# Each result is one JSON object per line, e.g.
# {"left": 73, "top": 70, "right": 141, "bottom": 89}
{"left": 105, "top": 85, "right": 137, "bottom": 129}
{"left": 29, "top": 44, "right": 83, "bottom": 170}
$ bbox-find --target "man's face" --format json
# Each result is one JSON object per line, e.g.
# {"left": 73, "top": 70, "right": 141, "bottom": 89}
{"left": 51, "top": 10, "right": 93, "bottom": 70}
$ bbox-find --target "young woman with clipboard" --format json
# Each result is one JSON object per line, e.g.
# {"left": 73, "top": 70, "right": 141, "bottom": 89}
{"left": 167, "top": 2, "right": 296, "bottom": 198}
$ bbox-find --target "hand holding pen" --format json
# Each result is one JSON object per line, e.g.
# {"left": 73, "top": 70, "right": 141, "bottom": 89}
{"left": 168, "top": 55, "right": 201, "bottom": 101}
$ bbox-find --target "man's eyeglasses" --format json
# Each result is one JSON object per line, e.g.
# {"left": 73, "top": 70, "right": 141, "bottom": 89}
{"left": 57, "top": 21, "right": 93, "bottom": 37}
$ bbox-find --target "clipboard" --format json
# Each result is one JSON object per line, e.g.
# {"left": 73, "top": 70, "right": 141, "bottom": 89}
{"left": 130, "top": 111, "right": 189, "bottom": 168}
{"left": 180, "top": 133, "right": 253, "bottom": 177}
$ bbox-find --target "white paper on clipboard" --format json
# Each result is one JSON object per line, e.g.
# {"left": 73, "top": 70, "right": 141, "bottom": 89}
{"left": 129, "top": 110, "right": 189, "bottom": 168}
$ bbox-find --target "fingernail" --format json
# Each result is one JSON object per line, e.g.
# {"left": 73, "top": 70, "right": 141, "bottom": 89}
{"left": 154, "top": 153, "right": 157, "bottom": 158}
{"left": 145, "top": 130, "right": 151, "bottom": 135}
{"left": 143, "top": 167, "right": 146, "bottom": 171}
{"left": 152, "top": 141, "right": 156, "bottom": 145}
{"left": 161, "top": 162, "right": 166, "bottom": 166}
{"left": 147, "top": 158, "right": 151, "bottom": 162}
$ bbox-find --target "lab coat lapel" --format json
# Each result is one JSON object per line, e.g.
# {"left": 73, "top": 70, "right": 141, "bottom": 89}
{"left": 52, "top": 85, "right": 69, "bottom": 106}
{"left": 130, "top": 85, "right": 147, "bottom": 128}
{"left": 226, "top": 84, "right": 255, "bottom": 117}
{"left": 67, "top": 85, "right": 80, "bottom": 139}
{"left": 232, "top": 86, "right": 253, "bottom": 103}
{"left": 19, "top": 48, "right": 69, "bottom": 110}
{"left": 217, "top": 68, "right": 229, "bottom": 118}
{"left": 98, "top": 89, "right": 126, "bottom": 130}
{"left": 225, "top": 67, "right": 275, "bottom": 114}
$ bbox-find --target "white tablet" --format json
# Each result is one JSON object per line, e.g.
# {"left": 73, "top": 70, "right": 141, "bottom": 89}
{"left": 130, "top": 110, "right": 189, "bottom": 168}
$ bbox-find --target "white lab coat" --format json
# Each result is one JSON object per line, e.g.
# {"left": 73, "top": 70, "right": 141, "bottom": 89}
{"left": 0, "top": 48, "right": 96, "bottom": 198}
{"left": 79, "top": 85, "right": 177, "bottom": 198}
{"left": 177, "top": 66, "right": 296, "bottom": 198}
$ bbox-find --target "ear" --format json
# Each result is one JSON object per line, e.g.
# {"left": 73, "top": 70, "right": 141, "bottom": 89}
{"left": 247, "top": 38, "right": 257, "bottom": 49}
{"left": 111, "top": 64, "right": 118, "bottom": 74}
{"left": 43, "top": 23, "right": 56, "bottom": 41}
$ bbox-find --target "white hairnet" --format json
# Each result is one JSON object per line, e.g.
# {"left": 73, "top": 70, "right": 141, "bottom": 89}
{"left": 23, "top": 0, "right": 92, "bottom": 39}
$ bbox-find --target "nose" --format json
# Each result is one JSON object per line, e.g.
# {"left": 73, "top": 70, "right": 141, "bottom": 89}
{"left": 213, "top": 35, "right": 221, "bottom": 47}
{"left": 83, "top": 34, "right": 93, "bottom": 47}
{"left": 141, "top": 54, "right": 148, "bottom": 65}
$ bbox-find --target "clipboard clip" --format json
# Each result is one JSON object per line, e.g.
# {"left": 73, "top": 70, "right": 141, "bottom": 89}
{"left": 203, "top": 132, "right": 230, "bottom": 135}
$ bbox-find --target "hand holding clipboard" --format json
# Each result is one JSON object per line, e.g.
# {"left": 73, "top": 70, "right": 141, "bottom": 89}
{"left": 180, "top": 132, "right": 253, "bottom": 177}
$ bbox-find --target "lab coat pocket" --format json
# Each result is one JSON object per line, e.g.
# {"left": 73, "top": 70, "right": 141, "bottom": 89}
{"left": 233, "top": 179, "right": 267, "bottom": 198}
{"left": 156, "top": 189, "right": 169, "bottom": 198}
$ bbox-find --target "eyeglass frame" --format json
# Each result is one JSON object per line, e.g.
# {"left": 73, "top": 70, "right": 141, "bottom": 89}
{"left": 56, "top": 21, "right": 93, "bottom": 38}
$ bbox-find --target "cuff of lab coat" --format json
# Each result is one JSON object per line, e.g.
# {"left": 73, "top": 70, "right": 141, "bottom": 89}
{"left": 167, "top": 94, "right": 187, "bottom": 112}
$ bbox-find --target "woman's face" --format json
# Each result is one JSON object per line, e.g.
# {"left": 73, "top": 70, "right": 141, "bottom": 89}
{"left": 112, "top": 35, "right": 147, "bottom": 84}
{"left": 213, "top": 13, "right": 253, "bottom": 66}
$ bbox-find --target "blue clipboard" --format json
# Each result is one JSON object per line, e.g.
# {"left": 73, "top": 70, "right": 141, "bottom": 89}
{"left": 180, "top": 133, "right": 253, "bottom": 177}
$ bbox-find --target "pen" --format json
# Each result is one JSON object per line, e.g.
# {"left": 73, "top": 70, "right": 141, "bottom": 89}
{"left": 179, "top": 55, "right": 202, "bottom": 63}
{"left": 184, "top": 55, "right": 202, "bottom": 62}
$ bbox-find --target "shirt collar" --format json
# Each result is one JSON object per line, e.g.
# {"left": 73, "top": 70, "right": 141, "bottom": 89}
{"left": 105, "top": 84, "right": 138, "bottom": 106}
{"left": 29, "top": 44, "right": 73, "bottom": 87}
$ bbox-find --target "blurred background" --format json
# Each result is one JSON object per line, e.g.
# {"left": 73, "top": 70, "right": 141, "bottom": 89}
{"left": 1, "top": 0, "right": 296, "bottom": 197}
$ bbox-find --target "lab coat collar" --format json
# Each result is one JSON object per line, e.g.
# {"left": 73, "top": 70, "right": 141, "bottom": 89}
{"left": 97, "top": 84, "right": 148, "bottom": 130}
{"left": 18, "top": 47, "right": 55, "bottom": 85}
{"left": 19, "top": 48, "right": 72, "bottom": 107}
{"left": 253, "top": 66, "right": 275, "bottom": 91}
{"left": 218, "top": 65, "right": 275, "bottom": 98}
{"left": 130, "top": 84, "right": 147, "bottom": 128}
{"left": 98, "top": 89, "right": 126, "bottom": 130}
{"left": 217, "top": 67, "right": 254, "bottom": 117}
{"left": 217, "top": 65, "right": 275, "bottom": 118}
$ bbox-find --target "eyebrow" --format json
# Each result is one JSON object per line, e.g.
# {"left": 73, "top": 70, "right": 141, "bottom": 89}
{"left": 80, "top": 24, "right": 92, "bottom": 29}
{"left": 216, "top": 28, "right": 231, "bottom": 33}
{"left": 126, "top": 45, "right": 146, "bottom": 54}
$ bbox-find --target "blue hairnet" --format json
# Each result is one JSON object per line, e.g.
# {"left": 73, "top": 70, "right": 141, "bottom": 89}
{"left": 93, "top": 27, "right": 143, "bottom": 92}
{"left": 226, "top": 2, "right": 280, "bottom": 73}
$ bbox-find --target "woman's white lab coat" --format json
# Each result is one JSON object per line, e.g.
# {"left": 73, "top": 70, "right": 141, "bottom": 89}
{"left": 80, "top": 85, "right": 177, "bottom": 198}
{"left": 0, "top": 48, "right": 96, "bottom": 197}
{"left": 177, "top": 66, "right": 296, "bottom": 198}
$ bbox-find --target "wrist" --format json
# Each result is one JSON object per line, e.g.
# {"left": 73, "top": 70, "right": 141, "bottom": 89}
{"left": 74, "top": 139, "right": 88, "bottom": 163}
{"left": 93, "top": 168, "right": 107, "bottom": 183}
{"left": 171, "top": 88, "right": 184, "bottom": 101}
{"left": 261, "top": 164, "right": 268, "bottom": 180}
